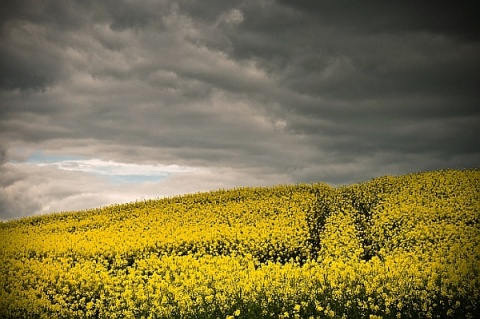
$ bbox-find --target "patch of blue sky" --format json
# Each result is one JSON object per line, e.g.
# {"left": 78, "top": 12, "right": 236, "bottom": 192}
{"left": 108, "top": 174, "right": 169, "bottom": 184}
{"left": 19, "top": 151, "right": 195, "bottom": 184}
{"left": 26, "top": 151, "right": 84, "bottom": 164}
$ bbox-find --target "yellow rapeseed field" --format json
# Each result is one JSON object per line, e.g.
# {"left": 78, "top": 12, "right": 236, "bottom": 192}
{"left": 0, "top": 169, "right": 478, "bottom": 318}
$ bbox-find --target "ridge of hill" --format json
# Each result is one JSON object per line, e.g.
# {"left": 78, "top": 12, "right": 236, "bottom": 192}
{"left": 0, "top": 168, "right": 479, "bottom": 319}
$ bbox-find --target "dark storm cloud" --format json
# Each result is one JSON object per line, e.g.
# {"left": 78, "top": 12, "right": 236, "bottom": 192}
{"left": 1, "top": 0, "right": 479, "bottom": 219}
{"left": 277, "top": 0, "right": 479, "bottom": 40}
{"left": 222, "top": 1, "right": 480, "bottom": 165}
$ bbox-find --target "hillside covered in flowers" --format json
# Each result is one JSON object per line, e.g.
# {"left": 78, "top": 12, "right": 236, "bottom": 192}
{"left": 0, "top": 169, "right": 479, "bottom": 319}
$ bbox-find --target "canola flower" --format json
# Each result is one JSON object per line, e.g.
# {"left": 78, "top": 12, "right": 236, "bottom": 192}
{"left": 0, "top": 169, "right": 478, "bottom": 318}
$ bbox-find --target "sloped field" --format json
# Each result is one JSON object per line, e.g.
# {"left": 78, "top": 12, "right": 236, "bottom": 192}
{"left": 0, "top": 169, "right": 479, "bottom": 318}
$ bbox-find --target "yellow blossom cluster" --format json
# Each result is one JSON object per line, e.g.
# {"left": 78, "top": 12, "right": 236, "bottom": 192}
{"left": 0, "top": 169, "right": 478, "bottom": 318}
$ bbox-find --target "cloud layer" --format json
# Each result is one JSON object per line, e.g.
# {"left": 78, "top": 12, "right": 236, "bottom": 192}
{"left": 1, "top": 0, "right": 479, "bottom": 219}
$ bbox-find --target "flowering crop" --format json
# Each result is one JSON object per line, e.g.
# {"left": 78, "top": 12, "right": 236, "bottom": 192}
{"left": 0, "top": 169, "right": 478, "bottom": 318}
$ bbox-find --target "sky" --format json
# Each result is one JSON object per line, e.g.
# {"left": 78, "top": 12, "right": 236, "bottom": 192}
{"left": 1, "top": 0, "right": 479, "bottom": 220}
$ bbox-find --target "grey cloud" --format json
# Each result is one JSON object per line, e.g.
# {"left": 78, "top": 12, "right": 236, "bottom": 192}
{"left": 0, "top": 23, "right": 60, "bottom": 90}
{"left": 1, "top": 0, "right": 165, "bottom": 31}
{"left": 276, "top": 0, "right": 479, "bottom": 41}
{"left": 287, "top": 106, "right": 479, "bottom": 159}
{"left": 0, "top": 163, "right": 105, "bottom": 219}
{"left": 177, "top": 0, "right": 239, "bottom": 24}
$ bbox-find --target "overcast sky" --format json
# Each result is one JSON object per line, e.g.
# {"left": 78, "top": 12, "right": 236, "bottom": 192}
{"left": 1, "top": 0, "right": 479, "bottom": 220}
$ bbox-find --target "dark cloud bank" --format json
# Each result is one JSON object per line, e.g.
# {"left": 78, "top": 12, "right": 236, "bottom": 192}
{"left": 1, "top": 0, "right": 479, "bottom": 219}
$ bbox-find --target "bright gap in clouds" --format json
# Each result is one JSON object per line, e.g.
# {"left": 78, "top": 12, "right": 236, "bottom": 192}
{"left": 26, "top": 152, "right": 197, "bottom": 184}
